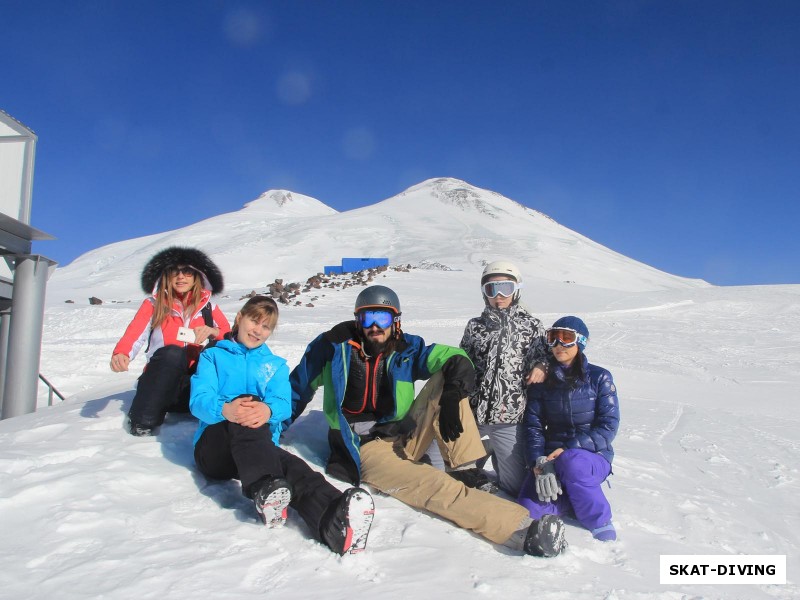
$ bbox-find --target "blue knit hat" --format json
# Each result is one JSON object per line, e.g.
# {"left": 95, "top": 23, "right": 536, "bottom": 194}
{"left": 551, "top": 316, "right": 589, "bottom": 350}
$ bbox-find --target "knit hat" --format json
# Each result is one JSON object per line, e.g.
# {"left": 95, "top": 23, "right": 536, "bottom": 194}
{"left": 551, "top": 316, "right": 589, "bottom": 350}
{"left": 140, "top": 246, "right": 224, "bottom": 295}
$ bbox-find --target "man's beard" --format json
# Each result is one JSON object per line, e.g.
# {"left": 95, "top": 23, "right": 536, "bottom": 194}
{"left": 362, "top": 334, "right": 389, "bottom": 357}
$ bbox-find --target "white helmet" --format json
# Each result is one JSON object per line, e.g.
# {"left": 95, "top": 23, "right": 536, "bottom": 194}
{"left": 481, "top": 260, "right": 522, "bottom": 304}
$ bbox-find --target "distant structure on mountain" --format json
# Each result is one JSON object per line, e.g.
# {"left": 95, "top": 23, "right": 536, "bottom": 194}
{"left": 324, "top": 257, "right": 389, "bottom": 275}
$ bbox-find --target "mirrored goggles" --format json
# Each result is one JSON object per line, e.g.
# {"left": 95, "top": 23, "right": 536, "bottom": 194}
{"left": 545, "top": 327, "right": 587, "bottom": 348}
{"left": 482, "top": 280, "right": 519, "bottom": 298}
{"left": 357, "top": 310, "right": 396, "bottom": 329}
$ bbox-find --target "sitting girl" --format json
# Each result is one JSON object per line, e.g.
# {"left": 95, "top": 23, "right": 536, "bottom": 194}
{"left": 190, "top": 295, "right": 374, "bottom": 555}
{"left": 111, "top": 246, "right": 230, "bottom": 436}
{"left": 518, "top": 316, "right": 620, "bottom": 541}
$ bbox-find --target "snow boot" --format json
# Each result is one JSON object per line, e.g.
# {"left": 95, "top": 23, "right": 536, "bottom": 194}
{"left": 128, "top": 419, "right": 154, "bottom": 437}
{"left": 447, "top": 467, "right": 499, "bottom": 494}
{"left": 320, "top": 487, "right": 375, "bottom": 555}
{"left": 524, "top": 514, "right": 567, "bottom": 557}
{"left": 591, "top": 521, "right": 617, "bottom": 542}
{"left": 253, "top": 477, "right": 291, "bottom": 528}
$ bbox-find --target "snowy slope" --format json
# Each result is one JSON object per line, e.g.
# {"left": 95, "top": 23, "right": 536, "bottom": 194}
{"left": 1, "top": 180, "right": 797, "bottom": 599}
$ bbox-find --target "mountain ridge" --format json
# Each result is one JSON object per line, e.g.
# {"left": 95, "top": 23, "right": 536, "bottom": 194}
{"left": 46, "top": 177, "right": 708, "bottom": 302}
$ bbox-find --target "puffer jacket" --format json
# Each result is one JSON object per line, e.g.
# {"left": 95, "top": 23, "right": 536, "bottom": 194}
{"left": 460, "top": 304, "right": 548, "bottom": 424}
{"left": 523, "top": 353, "right": 620, "bottom": 466}
{"left": 189, "top": 338, "right": 291, "bottom": 447}
{"left": 288, "top": 321, "right": 475, "bottom": 485}
{"left": 112, "top": 289, "right": 230, "bottom": 367}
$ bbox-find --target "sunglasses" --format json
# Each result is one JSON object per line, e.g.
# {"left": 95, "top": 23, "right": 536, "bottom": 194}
{"left": 358, "top": 310, "right": 396, "bottom": 329}
{"left": 169, "top": 266, "right": 197, "bottom": 277}
{"left": 482, "top": 280, "right": 519, "bottom": 298}
{"left": 545, "top": 328, "right": 587, "bottom": 348}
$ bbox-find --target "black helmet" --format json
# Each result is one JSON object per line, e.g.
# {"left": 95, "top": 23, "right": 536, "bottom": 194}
{"left": 354, "top": 285, "right": 401, "bottom": 315}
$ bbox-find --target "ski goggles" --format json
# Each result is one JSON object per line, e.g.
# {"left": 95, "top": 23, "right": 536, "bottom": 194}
{"left": 545, "top": 327, "right": 587, "bottom": 348}
{"left": 357, "top": 310, "right": 397, "bottom": 329}
{"left": 482, "top": 280, "right": 519, "bottom": 298}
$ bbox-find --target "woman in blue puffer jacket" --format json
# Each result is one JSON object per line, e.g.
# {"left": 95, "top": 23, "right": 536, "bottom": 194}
{"left": 518, "top": 316, "right": 620, "bottom": 541}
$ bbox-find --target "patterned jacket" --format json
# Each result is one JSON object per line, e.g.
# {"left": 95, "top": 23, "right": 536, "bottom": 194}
{"left": 523, "top": 354, "right": 620, "bottom": 466}
{"left": 460, "top": 304, "right": 548, "bottom": 424}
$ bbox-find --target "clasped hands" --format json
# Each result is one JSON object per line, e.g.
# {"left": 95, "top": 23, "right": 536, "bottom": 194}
{"left": 222, "top": 394, "right": 271, "bottom": 429}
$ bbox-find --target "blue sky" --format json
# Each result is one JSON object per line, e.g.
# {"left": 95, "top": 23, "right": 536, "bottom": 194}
{"left": 3, "top": 1, "right": 798, "bottom": 285}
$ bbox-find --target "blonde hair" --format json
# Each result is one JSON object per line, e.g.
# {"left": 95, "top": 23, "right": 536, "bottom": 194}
{"left": 150, "top": 271, "right": 205, "bottom": 328}
{"left": 232, "top": 296, "right": 279, "bottom": 338}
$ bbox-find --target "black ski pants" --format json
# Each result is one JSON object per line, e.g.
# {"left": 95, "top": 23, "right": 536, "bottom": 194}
{"left": 128, "top": 345, "right": 192, "bottom": 428}
{"left": 194, "top": 420, "right": 343, "bottom": 541}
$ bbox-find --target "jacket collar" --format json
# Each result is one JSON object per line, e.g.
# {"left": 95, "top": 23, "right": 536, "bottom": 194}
{"left": 216, "top": 338, "right": 272, "bottom": 357}
{"left": 550, "top": 352, "right": 589, "bottom": 384}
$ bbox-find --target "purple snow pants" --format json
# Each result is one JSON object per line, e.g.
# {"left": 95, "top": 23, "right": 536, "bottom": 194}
{"left": 517, "top": 448, "right": 612, "bottom": 531}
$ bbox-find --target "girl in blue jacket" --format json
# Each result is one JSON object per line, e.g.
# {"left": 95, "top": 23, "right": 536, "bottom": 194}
{"left": 518, "top": 316, "right": 620, "bottom": 541}
{"left": 190, "top": 296, "right": 374, "bottom": 555}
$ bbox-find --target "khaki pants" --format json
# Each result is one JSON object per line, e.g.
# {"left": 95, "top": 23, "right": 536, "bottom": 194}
{"left": 360, "top": 373, "right": 529, "bottom": 545}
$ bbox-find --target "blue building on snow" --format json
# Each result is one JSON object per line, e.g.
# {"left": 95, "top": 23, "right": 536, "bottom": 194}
{"left": 324, "top": 257, "right": 389, "bottom": 275}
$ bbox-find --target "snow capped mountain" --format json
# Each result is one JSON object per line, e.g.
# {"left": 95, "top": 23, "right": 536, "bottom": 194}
{"left": 243, "top": 189, "right": 339, "bottom": 217}
{"left": 47, "top": 178, "right": 707, "bottom": 304}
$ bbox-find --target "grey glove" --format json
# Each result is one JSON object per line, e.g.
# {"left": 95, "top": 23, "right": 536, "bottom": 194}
{"left": 534, "top": 456, "right": 562, "bottom": 503}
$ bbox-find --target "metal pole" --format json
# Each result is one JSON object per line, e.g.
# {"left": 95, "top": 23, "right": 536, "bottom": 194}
{"left": 1, "top": 255, "right": 56, "bottom": 419}
{"left": 0, "top": 309, "right": 11, "bottom": 417}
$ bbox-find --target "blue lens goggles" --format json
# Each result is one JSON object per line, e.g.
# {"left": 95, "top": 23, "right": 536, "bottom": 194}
{"left": 358, "top": 310, "right": 396, "bottom": 329}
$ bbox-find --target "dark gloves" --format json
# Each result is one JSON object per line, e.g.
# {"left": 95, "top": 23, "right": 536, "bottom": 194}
{"left": 438, "top": 385, "right": 464, "bottom": 442}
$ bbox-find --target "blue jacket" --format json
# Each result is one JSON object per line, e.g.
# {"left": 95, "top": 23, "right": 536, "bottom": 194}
{"left": 288, "top": 321, "right": 475, "bottom": 485}
{"left": 190, "top": 339, "right": 292, "bottom": 447}
{"left": 523, "top": 354, "right": 620, "bottom": 465}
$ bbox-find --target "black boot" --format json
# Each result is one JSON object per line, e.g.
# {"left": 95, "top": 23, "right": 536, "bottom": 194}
{"left": 127, "top": 419, "right": 154, "bottom": 437}
{"left": 524, "top": 514, "right": 567, "bottom": 557}
{"left": 253, "top": 477, "right": 292, "bottom": 528}
{"left": 320, "top": 487, "right": 375, "bottom": 555}
{"left": 447, "top": 468, "right": 500, "bottom": 494}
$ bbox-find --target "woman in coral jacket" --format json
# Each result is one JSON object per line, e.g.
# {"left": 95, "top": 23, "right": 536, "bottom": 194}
{"left": 110, "top": 246, "right": 230, "bottom": 436}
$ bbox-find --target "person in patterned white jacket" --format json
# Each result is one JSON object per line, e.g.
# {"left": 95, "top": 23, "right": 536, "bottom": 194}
{"left": 460, "top": 261, "right": 549, "bottom": 496}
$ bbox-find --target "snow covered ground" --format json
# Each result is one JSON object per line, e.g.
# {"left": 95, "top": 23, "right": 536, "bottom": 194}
{"left": 1, "top": 179, "right": 797, "bottom": 598}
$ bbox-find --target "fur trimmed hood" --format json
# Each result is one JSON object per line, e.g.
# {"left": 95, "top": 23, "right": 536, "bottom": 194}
{"left": 140, "top": 246, "right": 224, "bottom": 295}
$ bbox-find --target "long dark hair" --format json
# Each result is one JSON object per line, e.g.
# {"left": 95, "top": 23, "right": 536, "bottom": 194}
{"left": 547, "top": 348, "right": 586, "bottom": 388}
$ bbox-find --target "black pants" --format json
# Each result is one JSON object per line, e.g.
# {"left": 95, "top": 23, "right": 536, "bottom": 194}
{"left": 194, "top": 420, "right": 342, "bottom": 541}
{"left": 128, "top": 346, "right": 192, "bottom": 428}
